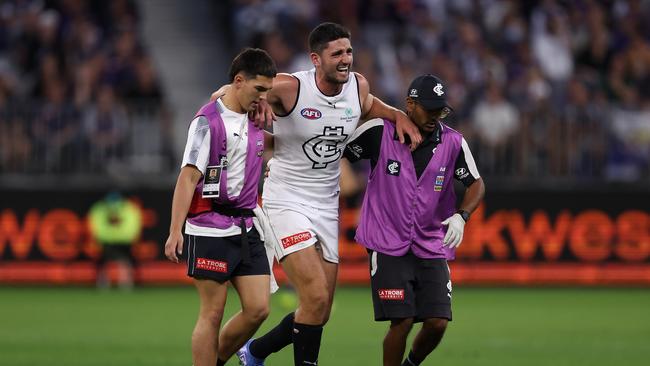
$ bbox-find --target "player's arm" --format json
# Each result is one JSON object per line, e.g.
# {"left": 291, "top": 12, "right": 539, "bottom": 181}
{"left": 248, "top": 73, "right": 298, "bottom": 128}
{"left": 442, "top": 137, "right": 485, "bottom": 249}
{"left": 210, "top": 73, "right": 299, "bottom": 129}
{"left": 343, "top": 118, "right": 383, "bottom": 168}
{"left": 355, "top": 72, "right": 422, "bottom": 150}
{"left": 453, "top": 137, "right": 485, "bottom": 215}
{"left": 165, "top": 117, "right": 210, "bottom": 263}
{"left": 210, "top": 85, "right": 230, "bottom": 102}
{"left": 165, "top": 165, "right": 202, "bottom": 263}
{"left": 266, "top": 73, "right": 299, "bottom": 115}
{"left": 459, "top": 177, "right": 485, "bottom": 216}
{"left": 210, "top": 84, "right": 276, "bottom": 128}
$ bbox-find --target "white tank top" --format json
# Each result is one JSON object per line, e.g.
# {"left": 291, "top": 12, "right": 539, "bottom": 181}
{"left": 263, "top": 69, "right": 362, "bottom": 208}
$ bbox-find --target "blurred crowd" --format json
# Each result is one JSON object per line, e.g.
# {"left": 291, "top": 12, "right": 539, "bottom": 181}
{"left": 1, "top": 0, "right": 648, "bottom": 188}
{"left": 230, "top": 0, "right": 650, "bottom": 185}
{"left": 0, "top": 0, "right": 173, "bottom": 177}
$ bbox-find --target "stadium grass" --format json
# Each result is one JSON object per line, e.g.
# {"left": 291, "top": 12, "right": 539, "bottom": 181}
{"left": 0, "top": 286, "right": 648, "bottom": 365}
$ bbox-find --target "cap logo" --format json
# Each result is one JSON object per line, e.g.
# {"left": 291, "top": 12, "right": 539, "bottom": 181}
{"left": 409, "top": 88, "right": 418, "bottom": 97}
{"left": 433, "top": 83, "right": 444, "bottom": 96}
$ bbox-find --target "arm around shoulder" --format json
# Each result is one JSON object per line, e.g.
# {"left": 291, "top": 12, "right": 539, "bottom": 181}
{"left": 267, "top": 73, "right": 299, "bottom": 112}
{"left": 355, "top": 72, "right": 422, "bottom": 148}
{"left": 355, "top": 72, "right": 397, "bottom": 122}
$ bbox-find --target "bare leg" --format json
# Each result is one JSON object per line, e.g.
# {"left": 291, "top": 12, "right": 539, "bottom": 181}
{"left": 282, "top": 246, "right": 331, "bottom": 325}
{"left": 241, "top": 244, "right": 338, "bottom": 364}
{"left": 192, "top": 278, "right": 228, "bottom": 366}
{"left": 383, "top": 318, "right": 414, "bottom": 366}
{"left": 409, "top": 318, "right": 448, "bottom": 363}
{"left": 217, "top": 275, "right": 270, "bottom": 361}
{"left": 318, "top": 248, "right": 339, "bottom": 324}
{"left": 282, "top": 244, "right": 337, "bottom": 365}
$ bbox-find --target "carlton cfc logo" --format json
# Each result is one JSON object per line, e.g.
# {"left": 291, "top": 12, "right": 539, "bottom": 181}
{"left": 433, "top": 83, "right": 444, "bottom": 96}
{"left": 386, "top": 159, "right": 401, "bottom": 176}
{"left": 302, "top": 126, "right": 348, "bottom": 169}
{"left": 301, "top": 108, "right": 322, "bottom": 120}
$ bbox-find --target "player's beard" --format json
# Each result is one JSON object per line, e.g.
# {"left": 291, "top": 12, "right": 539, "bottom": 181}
{"left": 324, "top": 65, "right": 350, "bottom": 85}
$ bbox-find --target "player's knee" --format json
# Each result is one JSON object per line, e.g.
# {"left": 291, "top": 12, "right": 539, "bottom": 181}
{"left": 311, "top": 292, "right": 329, "bottom": 315}
{"left": 243, "top": 303, "right": 270, "bottom": 325}
{"left": 200, "top": 307, "right": 226, "bottom": 326}
{"left": 303, "top": 290, "right": 329, "bottom": 316}
{"left": 423, "top": 317, "right": 448, "bottom": 335}
{"left": 390, "top": 317, "right": 414, "bottom": 333}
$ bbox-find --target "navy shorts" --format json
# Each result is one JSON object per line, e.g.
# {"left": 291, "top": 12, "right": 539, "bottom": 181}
{"left": 184, "top": 228, "right": 270, "bottom": 283}
{"left": 98, "top": 244, "right": 133, "bottom": 265}
{"left": 368, "top": 250, "right": 452, "bottom": 322}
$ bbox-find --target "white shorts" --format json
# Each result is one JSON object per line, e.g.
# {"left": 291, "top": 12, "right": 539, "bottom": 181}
{"left": 262, "top": 200, "right": 340, "bottom": 263}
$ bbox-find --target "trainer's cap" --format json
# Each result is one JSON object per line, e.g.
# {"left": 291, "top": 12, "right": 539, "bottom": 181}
{"left": 407, "top": 74, "right": 452, "bottom": 111}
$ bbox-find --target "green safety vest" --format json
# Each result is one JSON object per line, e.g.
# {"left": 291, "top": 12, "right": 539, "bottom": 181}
{"left": 89, "top": 200, "right": 143, "bottom": 245}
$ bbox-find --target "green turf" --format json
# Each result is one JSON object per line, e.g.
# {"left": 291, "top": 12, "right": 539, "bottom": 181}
{"left": 0, "top": 286, "right": 649, "bottom": 365}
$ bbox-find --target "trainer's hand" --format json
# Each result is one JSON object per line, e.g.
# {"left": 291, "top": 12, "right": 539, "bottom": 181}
{"left": 395, "top": 111, "right": 422, "bottom": 151}
{"left": 210, "top": 85, "right": 230, "bottom": 102}
{"left": 164, "top": 231, "right": 184, "bottom": 263}
{"left": 441, "top": 213, "right": 465, "bottom": 249}
{"left": 249, "top": 99, "right": 276, "bottom": 129}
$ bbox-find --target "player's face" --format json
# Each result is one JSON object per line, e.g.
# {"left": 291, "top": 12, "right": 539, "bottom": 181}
{"left": 235, "top": 74, "right": 274, "bottom": 112}
{"left": 406, "top": 98, "right": 450, "bottom": 132}
{"left": 314, "top": 38, "right": 353, "bottom": 85}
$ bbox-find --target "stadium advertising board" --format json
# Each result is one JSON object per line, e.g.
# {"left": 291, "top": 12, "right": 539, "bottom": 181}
{"left": 0, "top": 190, "right": 648, "bottom": 285}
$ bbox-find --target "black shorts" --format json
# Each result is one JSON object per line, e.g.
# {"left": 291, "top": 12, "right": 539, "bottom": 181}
{"left": 98, "top": 244, "right": 133, "bottom": 265}
{"left": 184, "top": 228, "right": 270, "bottom": 283}
{"left": 368, "top": 250, "right": 452, "bottom": 322}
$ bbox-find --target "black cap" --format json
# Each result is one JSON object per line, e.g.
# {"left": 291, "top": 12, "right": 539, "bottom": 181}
{"left": 407, "top": 74, "right": 452, "bottom": 111}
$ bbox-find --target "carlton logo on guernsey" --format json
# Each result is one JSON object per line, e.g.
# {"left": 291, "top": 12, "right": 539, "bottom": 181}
{"left": 187, "top": 100, "right": 264, "bottom": 230}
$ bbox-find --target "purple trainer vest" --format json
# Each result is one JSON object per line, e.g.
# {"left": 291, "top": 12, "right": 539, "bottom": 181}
{"left": 187, "top": 101, "right": 264, "bottom": 230}
{"left": 355, "top": 120, "right": 462, "bottom": 260}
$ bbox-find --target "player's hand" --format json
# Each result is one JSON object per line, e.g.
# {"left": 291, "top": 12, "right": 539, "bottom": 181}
{"left": 249, "top": 99, "right": 276, "bottom": 129}
{"left": 395, "top": 111, "right": 422, "bottom": 151}
{"left": 441, "top": 213, "right": 465, "bottom": 248}
{"left": 210, "top": 85, "right": 231, "bottom": 101}
{"left": 164, "top": 231, "right": 184, "bottom": 263}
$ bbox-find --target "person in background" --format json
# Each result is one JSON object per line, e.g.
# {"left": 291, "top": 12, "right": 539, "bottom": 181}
{"left": 89, "top": 191, "right": 142, "bottom": 290}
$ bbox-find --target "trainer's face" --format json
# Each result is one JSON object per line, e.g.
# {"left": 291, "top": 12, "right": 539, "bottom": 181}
{"left": 405, "top": 98, "right": 450, "bottom": 133}
{"left": 234, "top": 74, "right": 274, "bottom": 112}
{"left": 313, "top": 38, "right": 353, "bottom": 84}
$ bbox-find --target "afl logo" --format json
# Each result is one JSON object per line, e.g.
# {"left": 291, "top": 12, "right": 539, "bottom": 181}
{"left": 301, "top": 108, "right": 322, "bottom": 120}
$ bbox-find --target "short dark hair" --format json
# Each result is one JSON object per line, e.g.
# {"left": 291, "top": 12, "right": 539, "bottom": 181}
{"left": 228, "top": 48, "right": 277, "bottom": 82}
{"left": 308, "top": 22, "right": 351, "bottom": 54}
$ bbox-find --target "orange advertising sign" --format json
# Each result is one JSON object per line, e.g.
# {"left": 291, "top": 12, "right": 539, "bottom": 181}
{"left": 0, "top": 190, "right": 648, "bottom": 285}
